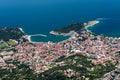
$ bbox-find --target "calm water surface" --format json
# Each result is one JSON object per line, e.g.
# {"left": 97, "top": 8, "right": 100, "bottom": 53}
{"left": 0, "top": 0, "right": 120, "bottom": 42}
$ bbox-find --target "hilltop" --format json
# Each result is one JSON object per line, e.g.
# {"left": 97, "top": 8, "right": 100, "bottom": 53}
{"left": 0, "top": 28, "right": 25, "bottom": 41}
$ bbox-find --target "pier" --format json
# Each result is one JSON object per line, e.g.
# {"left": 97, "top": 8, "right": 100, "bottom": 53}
{"left": 29, "top": 34, "right": 47, "bottom": 37}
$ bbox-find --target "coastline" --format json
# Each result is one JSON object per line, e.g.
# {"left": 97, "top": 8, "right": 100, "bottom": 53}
{"left": 19, "top": 27, "right": 32, "bottom": 42}
{"left": 50, "top": 20, "right": 100, "bottom": 37}
{"left": 84, "top": 20, "right": 119, "bottom": 38}
{"left": 50, "top": 30, "right": 77, "bottom": 36}
{"left": 19, "top": 20, "right": 100, "bottom": 43}
{"left": 19, "top": 28, "right": 25, "bottom": 34}
{"left": 84, "top": 20, "right": 100, "bottom": 29}
{"left": 19, "top": 27, "right": 48, "bottom": 43}
{"left": 50, "top": 30, "right": 78, "bottom": 40}
{"left": 1, "top": 21, "right": 120, "bottom": 79}
{"left": 84, "top": 20, "right": 100, "bottom": 34}
{"left": 27, "top": 35, "right": 32, "bottom": 42}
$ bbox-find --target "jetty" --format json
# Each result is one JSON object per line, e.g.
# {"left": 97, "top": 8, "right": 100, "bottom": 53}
{"left": 29, "top": 34, "right": 47, "bottom": 37}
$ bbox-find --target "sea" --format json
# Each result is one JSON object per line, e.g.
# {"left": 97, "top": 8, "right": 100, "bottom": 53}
{"left": 0, "top": 0, "right": 120, "bottom": 42}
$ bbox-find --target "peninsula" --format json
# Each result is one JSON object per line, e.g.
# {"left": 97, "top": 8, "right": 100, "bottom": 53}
{"left": 50, "top": 20, "right": 99, "bottom": 36}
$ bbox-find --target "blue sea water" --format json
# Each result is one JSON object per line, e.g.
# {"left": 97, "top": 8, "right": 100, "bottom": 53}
{"left": 0, "top": 0, "right": 120, "bottom": 42}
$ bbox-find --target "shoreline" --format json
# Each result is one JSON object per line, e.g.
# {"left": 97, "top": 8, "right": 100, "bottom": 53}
{"left": 7, "top": 20, "right": 120, "bottom": 43}
{"left": 84, "top": 20, "right": 120, "bottom": 38}
{"left": 19, "top": 20, "right": 100, "bottom": 43}
{"left": 19, "top": 27, "right": 48, "bottom": 43}
{"left": 19, "top": 28, "right": 25, "bottom": 34}
{"left": 50, "top": 30, "right": 76, "bottom": 36}
{"left": 84, "top": 20, "right": 100, "bottom": 29}
{"left": 19, "top": 20, "right": 112, "bottom": 43}
{"left": 50, "top": 20, "right": 100, "bottom": 37}
{"left": 19, "top": 27, "right": 32, "bottom": 42}
{"left": 50, "top": 30, "right": 78, "bottom": 39}
{"left": 27, "top": 35, "right": 32, "bottom": 42}
{"left": 84, "top": 20, "right": 100, "bottom": 35}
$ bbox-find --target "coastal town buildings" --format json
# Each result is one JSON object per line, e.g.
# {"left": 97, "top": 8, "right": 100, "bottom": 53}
{"left": 0, "top": 20, "right": 120, "bottom": 79}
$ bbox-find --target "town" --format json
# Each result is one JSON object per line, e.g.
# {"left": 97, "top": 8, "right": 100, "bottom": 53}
{"left": 0, "top": 21, "right": 120, "bottom": 80}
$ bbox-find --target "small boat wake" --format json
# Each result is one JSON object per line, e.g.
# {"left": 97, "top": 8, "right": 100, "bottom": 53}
{"left": 97, "top": 18, "right": 108, "bottom": 21}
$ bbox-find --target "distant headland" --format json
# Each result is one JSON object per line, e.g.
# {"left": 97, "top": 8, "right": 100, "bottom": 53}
{"left": 50, "top": 20, "right": 100, "bottom": 37}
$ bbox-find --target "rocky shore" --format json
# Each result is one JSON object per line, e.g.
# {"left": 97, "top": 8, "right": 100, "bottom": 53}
{"left": 50, "top": 20, "right": 100, "bottom": 37}
{"left": 50, "top": 30, "right": 77, "bottom": 36}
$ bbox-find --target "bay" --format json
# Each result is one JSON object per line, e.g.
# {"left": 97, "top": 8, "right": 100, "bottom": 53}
{"left": 0, "top": 0, "right": 120, "bottom": 42}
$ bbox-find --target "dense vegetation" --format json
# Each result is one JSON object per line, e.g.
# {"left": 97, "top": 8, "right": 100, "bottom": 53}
{"left": 0, "top": 54, "right": 116, "bottom": 80}
{"left": 0, "top": 28, "right": 24, "bottom": 41}
{"left": 0, "top": 64, "right": 38, "bottom": 80}
{"left": 53, "top": 23, "right": 85, "bottom": 34}
{"left": 41, "top": 54, "right": 116, "bottom": 80}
